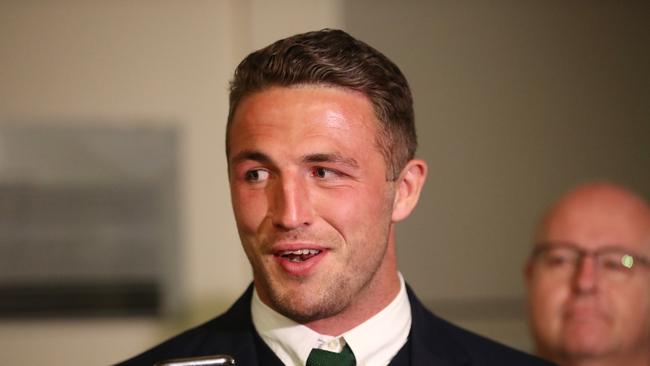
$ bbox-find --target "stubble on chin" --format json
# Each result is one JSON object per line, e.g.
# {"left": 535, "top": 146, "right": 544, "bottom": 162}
{"left": 262, "top": 271, "right": 353, "bottom": 323}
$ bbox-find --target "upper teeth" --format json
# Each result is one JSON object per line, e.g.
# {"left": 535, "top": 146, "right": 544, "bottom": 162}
{"left": 280, "top": 249, "right": 319, "bottom": 256}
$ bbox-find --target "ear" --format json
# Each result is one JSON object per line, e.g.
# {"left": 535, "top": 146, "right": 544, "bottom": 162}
{"left": 391, "top": 159, "right": 428, "bottom": 223}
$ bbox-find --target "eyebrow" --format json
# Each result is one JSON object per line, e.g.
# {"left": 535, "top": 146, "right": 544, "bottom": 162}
{"left": 229, "top": 150, "right": 274, "bottom": 166}
{"left": 534, "top": 241, "right": 650, "bottom": 258}
{"left": 303, "top": 153, "right": 359, "bottom": 169}
{"left": 229, "top": 150, "right": 359, "bottom": 169}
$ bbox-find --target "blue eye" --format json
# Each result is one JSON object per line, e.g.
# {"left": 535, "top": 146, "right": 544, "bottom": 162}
{"left": 245, "top": 169, "right": 269, "bottom": 182}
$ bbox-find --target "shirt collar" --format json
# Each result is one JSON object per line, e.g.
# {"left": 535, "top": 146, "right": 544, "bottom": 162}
{"left": 251, "top": 273, "right": 411, "bottom": 366}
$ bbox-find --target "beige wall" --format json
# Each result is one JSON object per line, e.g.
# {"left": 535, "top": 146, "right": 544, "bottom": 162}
{"left": 0, "top": 1, "right": 342, "bottom": 364}
{"left": 345, "top": 0, "right": 650, "bottom": 350}
{"left": 1, "top": 1, "right": 648, "bottom": 365}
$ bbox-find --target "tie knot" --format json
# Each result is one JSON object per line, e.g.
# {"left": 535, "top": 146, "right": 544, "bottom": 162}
{"left": 306, "top": 343, "right": 356, "bottom": 366}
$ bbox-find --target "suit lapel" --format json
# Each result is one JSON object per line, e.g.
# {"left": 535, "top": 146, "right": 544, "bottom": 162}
{"left": 387, "top": 338, "right": 411, "bottom": 366}
{"left": 405, "top": 285, "right": 471, "bottom": 366}
{"left": 194, "top": 284, "right": 284, "bottom": 366}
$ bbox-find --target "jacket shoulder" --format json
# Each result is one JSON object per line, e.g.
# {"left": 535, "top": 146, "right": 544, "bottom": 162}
{"left": 115, "top": 288, "right": 256, "bottom": 366}
{"left": 406, "top": 285, "right": 555, "bottom": 365}
{"left": 435, "top": 315, "right": 555, "bottom": 365}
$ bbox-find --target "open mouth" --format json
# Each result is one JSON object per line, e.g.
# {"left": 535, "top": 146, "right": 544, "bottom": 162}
{"left": 276, "top": 249, "right": 322, "bottom": 262}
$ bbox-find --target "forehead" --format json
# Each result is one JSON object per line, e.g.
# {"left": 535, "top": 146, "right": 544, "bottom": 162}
{"left": 228, "top": 85, "right": 381, "bottom": 157}
{"left": 540, "top": 191, "right": 650, "bottom": 254}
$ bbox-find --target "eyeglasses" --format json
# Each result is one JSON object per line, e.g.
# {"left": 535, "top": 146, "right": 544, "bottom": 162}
{"left": 530, "top": 242, "right": 650, "bottom": 281}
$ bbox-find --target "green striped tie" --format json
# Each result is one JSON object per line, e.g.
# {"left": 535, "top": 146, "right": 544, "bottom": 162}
{"left": 306, "top": 343, "right": 356, "bottom": 366}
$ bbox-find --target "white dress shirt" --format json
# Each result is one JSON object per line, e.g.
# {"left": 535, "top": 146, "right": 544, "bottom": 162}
{"left": 251, "top": 273, "right": 412, "bottom": 366}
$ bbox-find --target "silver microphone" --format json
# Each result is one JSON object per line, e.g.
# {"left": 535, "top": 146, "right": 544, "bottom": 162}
{"left": 154, "top": 355, "right": 236, "bottom": 366}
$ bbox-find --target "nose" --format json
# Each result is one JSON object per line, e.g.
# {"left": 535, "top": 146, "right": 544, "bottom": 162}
{"left": 268, "top": 173, "right": 313, "bottom": 230}
{"left": 571, "top": 255, "right": 599, "bottom": 294}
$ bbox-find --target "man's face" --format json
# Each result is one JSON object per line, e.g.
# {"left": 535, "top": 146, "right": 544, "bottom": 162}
{"left": 525, "top": 190, "right": 650, "bottom": 363}
{"left": 228, "top": 85, "right": 399, "bottom": 325}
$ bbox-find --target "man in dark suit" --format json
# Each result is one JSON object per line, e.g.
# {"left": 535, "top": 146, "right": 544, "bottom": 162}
{"left": 118, "top": 29, "right": 553, "bottom": 366}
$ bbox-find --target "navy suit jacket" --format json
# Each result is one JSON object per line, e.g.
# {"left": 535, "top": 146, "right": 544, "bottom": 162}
{"left": 116, "top": 284, "right": 555, "bottom": 365}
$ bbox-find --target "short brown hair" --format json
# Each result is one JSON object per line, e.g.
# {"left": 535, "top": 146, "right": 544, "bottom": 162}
{"left": 227, "top": 29, "right": 417, "bottom": 179}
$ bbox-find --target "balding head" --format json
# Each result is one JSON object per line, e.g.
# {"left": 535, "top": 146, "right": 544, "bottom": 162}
{"left": 525, "top": 182, "right": 650, "bottom": 366}
{"left": 536, "top": 183, "right": 650, "bottom": 249}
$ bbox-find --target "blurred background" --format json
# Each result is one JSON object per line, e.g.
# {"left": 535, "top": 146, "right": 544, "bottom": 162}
{"left": 0, "top": 1, "right": 648, "bottom": 365}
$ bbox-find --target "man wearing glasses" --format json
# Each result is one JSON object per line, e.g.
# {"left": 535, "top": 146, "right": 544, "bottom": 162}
{"left": 525, "top": 182, "right": 650, "bottom": 366}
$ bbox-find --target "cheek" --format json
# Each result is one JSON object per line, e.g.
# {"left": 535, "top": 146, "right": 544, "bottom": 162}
{"left": 530, "top": 278, "right": 567, "bottom": 327}
{"left": 231, "top": 188, "right": 268, "bottom": 233}
{"left": 609, "top": 281, "right": 650, "bottom": 326}
{"left": 313, "top": 186, "right": 391, "bottom": 232}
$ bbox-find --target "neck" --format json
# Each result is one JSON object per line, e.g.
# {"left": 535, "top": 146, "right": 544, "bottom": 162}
{"left": 304, "top": 237, "right": 401, "bottom": 335}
